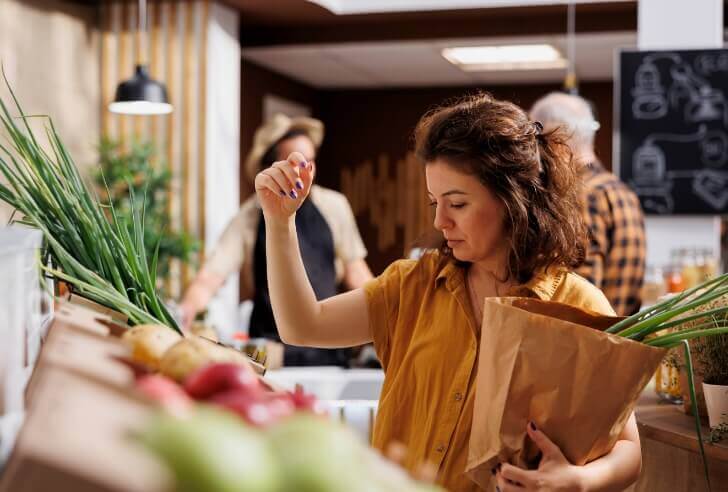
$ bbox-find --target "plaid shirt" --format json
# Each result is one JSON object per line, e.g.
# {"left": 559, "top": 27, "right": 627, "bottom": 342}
{"left": 576, "top": 162, "right": 646, "bottom": 316}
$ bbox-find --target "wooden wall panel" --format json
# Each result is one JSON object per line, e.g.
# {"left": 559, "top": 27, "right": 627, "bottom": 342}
{"left": 101, "top": 0, "right": 210, "bottom": 298}
{"left": 318, "top": 82, "right": 614, "bottom": 275}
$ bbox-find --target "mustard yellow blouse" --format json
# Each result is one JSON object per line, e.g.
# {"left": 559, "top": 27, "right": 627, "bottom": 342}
{"left": 364, "top": 252, "right": 614, "bottom": 491}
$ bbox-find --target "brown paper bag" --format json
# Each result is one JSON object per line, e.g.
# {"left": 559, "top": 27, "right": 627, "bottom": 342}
{"left": 466, "top": 297, "right": 666, "bottom": 490}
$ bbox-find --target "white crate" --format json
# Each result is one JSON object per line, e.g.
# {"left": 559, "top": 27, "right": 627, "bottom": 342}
{"left": 0, "top": 226, "right": 43, "bottom": 461}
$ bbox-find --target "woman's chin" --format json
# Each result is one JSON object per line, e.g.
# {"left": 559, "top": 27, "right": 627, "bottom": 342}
{"left": 451, "top": 249, "right": 472, "bottom": 262}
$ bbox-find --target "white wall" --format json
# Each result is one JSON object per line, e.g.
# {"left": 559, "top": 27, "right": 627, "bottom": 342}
{"left": 204, "top": 2, "right": 241, "bottom": 336}
{"left": 0, "top": 0, "right": 100, "bottom": 224}
{"left": 636, "top": 0, "right": 724, "bottom": 269}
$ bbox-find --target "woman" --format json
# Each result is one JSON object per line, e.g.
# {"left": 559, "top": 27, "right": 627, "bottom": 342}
{"left": 254, "top": 93, "right": 641, "bottom": 491}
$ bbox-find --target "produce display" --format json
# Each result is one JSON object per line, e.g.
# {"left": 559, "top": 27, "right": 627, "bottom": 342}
{"left": 118, "top": 316, "right": 440, "bottom": 492}
{"left": 135, "top": 359, "right": 441, "bottom": 492}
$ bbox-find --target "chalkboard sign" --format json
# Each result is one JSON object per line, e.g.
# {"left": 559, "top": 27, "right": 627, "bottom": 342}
{"left": 617, "top": 49, "right": 728, "bottom": 215}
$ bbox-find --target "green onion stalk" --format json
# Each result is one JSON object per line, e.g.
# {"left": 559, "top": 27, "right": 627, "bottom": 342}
{"left": 0, "top": 70, "right": 180, "bottom": 333}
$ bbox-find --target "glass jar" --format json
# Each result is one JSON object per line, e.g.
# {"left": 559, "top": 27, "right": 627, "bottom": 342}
{"left": 698, "top": 248, "right": 719, "bottom": 281}
{"left": 680, "top": 247, "right": 701, "bottom": 289}
{"left": 641, "top": 265, "right": 666, "bottom": 307}
{"left": 664, "top": 265, "right": 685, "bottom": 294}
{"left": 654, "top": 356, "right": 683, "bottom": 404}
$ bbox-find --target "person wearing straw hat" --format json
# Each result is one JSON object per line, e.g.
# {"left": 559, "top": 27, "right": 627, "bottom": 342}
{"left": 180, "top": 113, "right": 372, "bottom": 366}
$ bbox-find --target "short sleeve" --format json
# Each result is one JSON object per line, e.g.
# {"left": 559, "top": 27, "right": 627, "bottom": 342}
{"left": 335, "top": 196, "right": 368, "bottom": 264}
{"left": 363, "top": 260, "right": 407, "bottom": 370}
{"left": 204, "top": 198, "right": 257, "bottom": 279}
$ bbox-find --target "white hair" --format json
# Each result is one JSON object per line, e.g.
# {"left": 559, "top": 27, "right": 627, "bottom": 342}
{"left": 529, "top": 92, "right": 600, "bottom": 150}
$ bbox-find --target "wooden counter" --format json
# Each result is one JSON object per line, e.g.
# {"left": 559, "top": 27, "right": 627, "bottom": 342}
{"left": 631, "top": 389, "right": 728, "bottom": 492}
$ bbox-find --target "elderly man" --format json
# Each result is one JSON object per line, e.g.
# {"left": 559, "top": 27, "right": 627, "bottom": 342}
{"left": 531, "top": 92, "right": 646, "bottom": 315}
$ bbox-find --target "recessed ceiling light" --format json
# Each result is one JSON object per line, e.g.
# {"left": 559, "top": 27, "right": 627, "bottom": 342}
{"left": 442, "top": 44, "right": 567, "bottom": 71}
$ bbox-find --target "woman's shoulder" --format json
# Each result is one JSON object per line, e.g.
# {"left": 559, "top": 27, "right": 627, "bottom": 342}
{"left": 554, "top": 270, "right": 616, "bottom": 316}
{"left": 378, "top": 250, "right": 451, "bottom": 283}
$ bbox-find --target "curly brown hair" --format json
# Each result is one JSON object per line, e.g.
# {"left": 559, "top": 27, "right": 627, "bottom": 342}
{"left": 413, "top": 92, "right": 587, "bottom": 283}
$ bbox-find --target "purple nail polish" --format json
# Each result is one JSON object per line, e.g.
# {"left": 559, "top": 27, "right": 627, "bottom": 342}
{"left": 295, "top": 180, "right": 303, "bottom": 190}
{"left": 299, "top": 160, "right": 308, "bottom": 168}
{"left": 289, "top": 190, "right": 297, "bottom": 199}
{"left": 529, "top": 421, "right": 537, "bottom": 431}
{"left": 496, "top": 487, "right": 501, "bottom": 492}
{"left": 279, "top": 190, "right": 286, "bottom": 197}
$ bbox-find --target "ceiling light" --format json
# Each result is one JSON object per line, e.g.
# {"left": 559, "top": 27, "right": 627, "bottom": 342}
{"left": 442, "top": 44, "right": 567, "bottom": 71}
{"left": 109, "top": 0, "right": 172, "bottom": 115}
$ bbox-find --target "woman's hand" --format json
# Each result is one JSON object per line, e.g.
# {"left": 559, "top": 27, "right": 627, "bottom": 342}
{"left": 254, "top": 152, "right": 314, "bottom": 223}
{"left": 494, "top": 422, "right": 585, "bottom": 492}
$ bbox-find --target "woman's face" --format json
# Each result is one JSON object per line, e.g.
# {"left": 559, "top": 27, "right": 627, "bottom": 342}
{"left": 426, "top": 159, "right": 508, "bottom": 264}
{"left": 276, "top": 135, "right": 316, "bottom": 163}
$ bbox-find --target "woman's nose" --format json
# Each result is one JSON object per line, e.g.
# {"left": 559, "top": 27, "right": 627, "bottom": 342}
{"left": 433, "top": 206, "right": 451, "bottom": 231}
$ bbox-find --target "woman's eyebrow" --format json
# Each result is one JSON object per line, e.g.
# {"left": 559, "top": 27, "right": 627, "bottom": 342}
{"left": 427, "top": 189, "right": 468, "bottom": 198}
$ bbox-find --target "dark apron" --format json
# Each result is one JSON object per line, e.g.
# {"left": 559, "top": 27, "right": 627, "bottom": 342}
{"left": 250, "top": 198, "right": 351, "bottom": 366}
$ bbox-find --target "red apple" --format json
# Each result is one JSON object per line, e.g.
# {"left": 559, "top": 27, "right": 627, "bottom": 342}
{"left": 209, "top": 390, "right": 295, "bottom": 428}
{"left": 184, "top": 362, "right": 262, "bottom": 400}
{"left": 136, "top": 374, "right": 193, "bottom": 415}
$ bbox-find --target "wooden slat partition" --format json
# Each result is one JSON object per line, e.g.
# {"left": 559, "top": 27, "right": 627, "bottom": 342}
{"left": 341, "top": 151, "right": 432, "bottom": 257}
{"left": 101, "top": 0, "right": 210, "bottom": 299}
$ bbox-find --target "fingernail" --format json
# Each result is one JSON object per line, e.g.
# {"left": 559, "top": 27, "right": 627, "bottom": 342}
{"left": 289, "top": 190, "right": 298, "bottom": 199}
{"left": 295, "top": 179, "right": 303, "bottom": 190}
{"left": 529, "top": 421, "right": 537, "bottom": 431}
{"left": 299, "top": 160, "right": 308, "bottom": 168}
{"left": 279, "top": 190, "right": 286, "bottom": 197}
{"left": 491, "top": 467, "right": 496, "bottom": 475}
{"left": 497, "top": 463, "right": 502, "bottom": 472}
{"left": 496, "top": 487, "right": 501, "bottom": 492}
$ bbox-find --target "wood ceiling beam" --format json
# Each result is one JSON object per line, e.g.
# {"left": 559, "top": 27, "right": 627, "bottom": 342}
{"left": 240, "top": 3, "right": 638, "bottom": 47}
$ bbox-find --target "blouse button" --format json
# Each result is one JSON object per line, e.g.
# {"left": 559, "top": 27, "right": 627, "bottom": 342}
{"left": 454, "top": 392, "right": 463, "bottom": 401}
{"left": 436, "top": 444, "right": 446, "bottom": 453}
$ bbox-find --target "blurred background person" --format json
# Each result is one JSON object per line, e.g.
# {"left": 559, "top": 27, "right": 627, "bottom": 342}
{"left": 530, "top": 92, "right": 646, "bottom": 316}
{"left": 180, "top": 113, "right": 373, "bottom": 366}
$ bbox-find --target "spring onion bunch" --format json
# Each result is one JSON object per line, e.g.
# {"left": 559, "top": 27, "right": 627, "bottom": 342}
{"left": 605, "top": 273, "right": 727, "bottom": 491}
{"left": 0, "top": 72, "right": 179, "bottom": 332}
{"left": 606, "top": 273, "right": 728, "bottom": 346}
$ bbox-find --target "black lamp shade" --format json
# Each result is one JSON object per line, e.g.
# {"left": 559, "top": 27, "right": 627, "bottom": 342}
{"left": 109, "top": 65, "right": 172, "bottom": 115}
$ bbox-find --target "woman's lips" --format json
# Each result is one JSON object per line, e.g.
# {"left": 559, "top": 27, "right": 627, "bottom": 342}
{"left": 446, "top": 239, "right": 463, "bottom": 247}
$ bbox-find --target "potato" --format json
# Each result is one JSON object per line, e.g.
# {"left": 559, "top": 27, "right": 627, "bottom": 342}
{"left": 121, "top": 324, "right": 183, "bottom": 370}
{"left": 159, "top": 336, "right": 249, "bottom": 382}
{"left": 190, "top": 322, "right": 218, "bottom": 342}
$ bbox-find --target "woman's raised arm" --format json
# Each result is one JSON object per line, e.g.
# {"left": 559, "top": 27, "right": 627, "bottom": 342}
{"left": 255, "top": 152, "right": 373, "bottom": 348}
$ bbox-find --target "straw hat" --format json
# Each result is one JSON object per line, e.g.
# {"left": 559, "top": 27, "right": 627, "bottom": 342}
{"left": 244, "top": 113, "right": 324, "bottom": 183}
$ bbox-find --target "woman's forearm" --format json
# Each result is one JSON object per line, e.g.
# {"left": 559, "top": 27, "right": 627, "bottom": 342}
{"left": 265, "top": 217, "right": 321, "bottom": 345}
{"left": 577, "top": 413, "right": 642, "bottom": 492}
{"left": 578, "top": 439, "right": 642, "bottom": 492}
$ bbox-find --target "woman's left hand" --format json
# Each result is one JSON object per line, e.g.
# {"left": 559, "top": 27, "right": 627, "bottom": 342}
{"left": 494, "top": 422, "right": 585, "bottom": 492}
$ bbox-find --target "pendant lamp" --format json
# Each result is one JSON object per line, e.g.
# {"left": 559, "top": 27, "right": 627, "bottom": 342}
{"left": 563, "top": 1, "right": 578, "bottom": 95}
{"left": 109, "top": 0, "right": 172, "bottom": 115}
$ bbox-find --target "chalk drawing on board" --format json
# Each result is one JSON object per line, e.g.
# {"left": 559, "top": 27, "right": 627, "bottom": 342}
{"left": 630, "top": 125, "right": 728, "bottom": 213}
{"left": 670, "top": 64, "right": 728, "bottom": 125}
{"left": 630, "top": 53, "right": 679, "bottom": 120}
{"left": 692, "top": 169, "right": 728, "bottom": 210}
{"left": 700, "top": 130, "right": 728, "bottom": 166}
{"left": 630, "top": 53, "right": 728, "bottom": 125}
